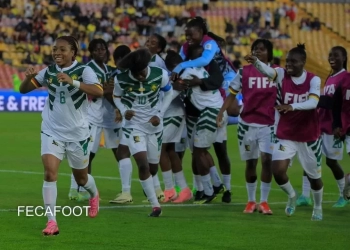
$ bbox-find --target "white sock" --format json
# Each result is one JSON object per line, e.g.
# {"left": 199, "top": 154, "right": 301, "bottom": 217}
{"left": 70, "top": 174, "right": 78, "bottom": 189}
{"left": 83, "top": 174, "right": 98, "bottom": 198}
{"left": 336, "top": 177, "right": 345, "bottom": 197}
{"left": 222, "top": 174, "right": 231, "bottom": 191}
{"left": 260, "top": 182, "right": 271, "bottom": 202}
{"left": 302, "top": 175, "right": 311, "bottom": 198}
{"left": 140, "top": 176, "right": 160, "bottom": 208}
{"left": 201, "top": 174, "right": 214, "bottom": 196}
{"left": 246, "top": 181, "right": 257, "bottom": 202}
{"left": 279, "top": 181, "right": 296, "bottom": 198}
{"left": 118, "top": 158, "right": 132, "bottom": 193}
{"left": 43, "top": 181, "right": 57, "bottom": 222}
{"left": 194, "top": 175, "right": 203, "bottom": 191}
{"left": 152, "top": 173, "right": 161, "bottom": 191}
{"left": 174, "top": 171, "right": 188, "bottom": 190}
{"left": 192, "top": 175, "right": 197, "bottom": 189}
{"left": 311, "top": 188, "right": 323, "bottom": 210}
{"left": 162, "top": 170, "right": 174, "bottom": 190}
{"left": 209, "top": 166, "right": 222, "bottom": 187}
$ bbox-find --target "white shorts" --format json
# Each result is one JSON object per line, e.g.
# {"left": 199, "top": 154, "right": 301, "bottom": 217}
{"left": 175, "top": 126, "right": 188, "bottom": 152}
{"left": 273, "top": 138, "right": 322, "bottom": 179}
{"left": 321, "top": 133, "right": 343, "bottom": 160}
{"left": 193, "top": 108, "right": 219, "bottom": 149}
{"left": 121, "top": 128, "right": 162, "bottom": 164}
{"left": 237, "top": 123, "right": 275, "bottom": 160}
{"left": 346, "top": 135, "right": 350, "bottom": 154}
{"left": 41, "top": 132, "right": 90, "bottom": 170}
{"left": 89, "top": 124, "right": 121, "bottom": 153}
{"left": 215, "top": 111, "right": 228, "bottom": 143}
{"left": 163, "top": 115, "right": 186, "bottom": 144}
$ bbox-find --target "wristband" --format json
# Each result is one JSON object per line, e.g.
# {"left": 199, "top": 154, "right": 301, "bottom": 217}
{"left": 73, "top": 80, "right": 81, "bottom": 88}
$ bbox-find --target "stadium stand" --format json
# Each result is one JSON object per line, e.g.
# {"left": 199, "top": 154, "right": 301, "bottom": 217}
{"left": 1, "top": 0, "right": 350, "bottom": 89}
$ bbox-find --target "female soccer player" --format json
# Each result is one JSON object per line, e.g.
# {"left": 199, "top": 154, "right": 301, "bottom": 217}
{"left": 156, "top": 50, "right": 193, "bottom": 203}
{"left": 113, "top": 49, "right": 173, "bottom": 216}
{"left": 297, "top": 46, "right": 348, "bottom": 208}
{"left": 19, "top": 35, "right": 101, "bottom": 235}
{"left": 172, "top": 16, "right": 234, "bottom": 201}
{"left": 217, "top": 39, "right": 276, "bottom": 214}
{"left": 332, "top": 72, "right": 350, "bottom": 201}
{"left": 145, "top": 33, "right": 167, "bottom": 69}
{"left": 69, "top": 38, "right": 119, "bottom": 201}
{"left": 245, "top": 44, "right": 324, "bottom": 221}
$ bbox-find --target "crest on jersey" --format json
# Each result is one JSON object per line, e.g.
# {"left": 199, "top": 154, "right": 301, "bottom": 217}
{"left": 127, "top": 87, "right": 133, "bottom": 92}
{"left": 279, "top": 144, "right": 285, "bottom": 151}
{"left": 47, "top": 78, "right": 53, "bottom": 85}
{"left": 151, "top": 84, "right": 157, "bottom": 92}
{"left": 71, "top": 74, "right": 78, "bottom": 80}
{"left": 134, "top": 136, "right": 140, "bottom": 143}
{"left": 139, "top": 87, "right": 145, "bottom": 92}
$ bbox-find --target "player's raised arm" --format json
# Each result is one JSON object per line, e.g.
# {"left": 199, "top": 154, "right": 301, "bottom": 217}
{"left": 20, "top": 67, "right": 46, "bottom": 94}
{"left": 158, "top": 70, "right": 173, "bottom": 118}
{"left": 245, "top": 55, "right": 280, "bottom": 82}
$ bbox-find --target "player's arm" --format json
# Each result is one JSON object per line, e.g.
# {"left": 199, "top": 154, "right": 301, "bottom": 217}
{"left": 332, "top": 84, "right": 343, "bottom": 131}
{"left": 77, "top": 66, "right": 103, "bottom": 97}
{"left": 291, "top": 76, "right": 321, "bottom": 110}
{"left": 199, "top": 60, "right": 223, "bottom": 91}
{"left": 112, "top": 76, "right": 127, "bottom": 116}
{"left": 249, "top": 57, "right": 282, "bottom": 82}
{"left": 19, "top": 67, "right": 47, "bottom": 94}
{"left": 159, "top": 71, "right": 173, "bottom": 118}
{"left": 173, "top": 40, "right": 218, "bottom": 73}
{"left": 104, "top": 77, "right": 117, "bottom": 107}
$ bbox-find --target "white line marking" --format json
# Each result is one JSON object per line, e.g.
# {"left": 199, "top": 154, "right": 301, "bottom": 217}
{"left": 0, "top": 169, "right": 340, "bottom": 195}
{"left": 0, "top": 201, "right": 337, "bottom": 212}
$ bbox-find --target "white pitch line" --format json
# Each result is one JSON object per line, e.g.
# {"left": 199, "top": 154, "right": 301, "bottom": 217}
{"left": 0, "top": 200, "right": 337, "bottom": 212}
{"left": 0, "top": 169, "right": 339, "bottom": 195}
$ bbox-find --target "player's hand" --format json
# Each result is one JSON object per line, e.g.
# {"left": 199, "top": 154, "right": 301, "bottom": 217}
{"left": 103, "top": 81, "right": 114, "bottom": 95}
{"left": 124, "top": 110, "right": 135, "bottom": 120}
{"left": 185, "top": 74, "right": 202, "bottom": 87}
{"left": 172, "top": 79, "right": 187, "bottom": 91}
{"left": 149, "top": 116, "right": 160, "bottom": 126}
{"left": 333, "top": 127, "right": 342, "bottom": 139}
{"left": 244, "top": 54, "right": 258, "bottom": 64}
{"left": 170, "top": 72, "right": 179, "bottom": 82}
{"left": 57, "top": 73, "right": 73, "bottom": 84}
{"left": 216, "top": 111, "right": 224, "bottom": 128}
{"left": 25, "top": 67, "right": 37, "bottom": 79}
{"left": 115, "top": 109, "right": 122, "bottom": 123}
{"left": 275, "top": 104, "right": 293, "bottom": 114}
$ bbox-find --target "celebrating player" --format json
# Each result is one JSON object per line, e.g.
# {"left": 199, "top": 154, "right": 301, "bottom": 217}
{"left": 245, "top": 44, "right": 324, "bottom": 221}
{"left": 217, "top": 39, "right": 276, "bottom": 214}
{"left": 172, "top": 16, "right": 235, "bottom": 200}
{"left": 68, "top": 38, "right": 118, "bottom": 201}
{"left": 113, "top": 49, "right": 173, "bottom": 216}
{"left": 297, "top": 46, "right": 348, "bottom": 207}
{"left": 19, "top": 36, "right": 101, "bottom": 235}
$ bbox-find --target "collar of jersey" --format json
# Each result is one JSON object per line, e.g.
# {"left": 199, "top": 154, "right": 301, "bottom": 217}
{"left": 128, "top": 66, "right": 150, "bottom": 81}
{"left": 55, "top": 60, "right": 78, "bottom": 72}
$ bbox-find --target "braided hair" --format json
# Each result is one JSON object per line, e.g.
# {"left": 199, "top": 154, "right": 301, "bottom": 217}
{"left": 289, "top": 43, "right": 307, "bottom": 61}
{"left": 56, "top": 35, "right": 79, "bottom": 61}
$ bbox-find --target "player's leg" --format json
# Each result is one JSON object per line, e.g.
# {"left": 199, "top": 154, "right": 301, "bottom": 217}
{"left": 159, "top": 142, "right": 176, "bottom": 202}
{"left": 148, "top": 132, "right": 165, "bottom": 202}
{"left": 175, "top": 126, "right": 187, "bottom": 161}
{"left": 41, "top": 133, "right": 64, "bottom": 236}
{"left": 213, "top": 141, "right": 231, "bottom": 203}
{"left": 192, "top": 110, "right": 218, "bottom": 204}
{"left": 343, "top": 135, "right": 350, "bottom": 200}
{"left": 69, "top": 124, "right": 100, "bottom": 201}
{"left": 130, "top": 131, "right": 161, "bottom": 217}
{"left": 299, "top": 138, "right": 323, "bottom": 221}
{"left": 272, "top": 139, "right": 297, "bottom": 217}
{"left": 322, "top": 134, "right": 346, "bottom": 207}
{"left": 256, "top": 126, "right": 275, "bottom": 215}
{"left": 296, "top": 170, "right": 313, "bottom": 206}
{"left": 237, "top": 123, "right": 259, "bottom": 213}
{"left": 110, "top": 128, "right": 133, "bottom": 203}
{"left": 67, "top": 138, "right": 99, "bottom": 218}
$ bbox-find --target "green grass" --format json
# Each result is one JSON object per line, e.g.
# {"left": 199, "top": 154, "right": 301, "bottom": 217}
{"left": 0, "top": 113, "right": 349, "bottom": 250}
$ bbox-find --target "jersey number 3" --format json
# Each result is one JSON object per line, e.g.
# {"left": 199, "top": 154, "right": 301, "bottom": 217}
{"left": 60, "top": 91, "right": 66, "bottom": 104}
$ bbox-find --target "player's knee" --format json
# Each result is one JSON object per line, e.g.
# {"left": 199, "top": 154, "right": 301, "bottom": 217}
{"left": 44, "top": 170, "right": 58, "bottom": 182}
{"left": 117, "top": 145, "right": 130, "bottom": 161}
{"left": 309, "top": 177, "right": 323, "bottom": 190}
{"left": 246, "top": 159, "right": 258, "bottom": 170}
{"left": 75, "top": 174, "right": 88, "bottom": 186}
{"left": 261, "top": 153, "right": 272, "bottom": 169}
{"left": 325, "top": 157, "right": 338, "bottom": 169}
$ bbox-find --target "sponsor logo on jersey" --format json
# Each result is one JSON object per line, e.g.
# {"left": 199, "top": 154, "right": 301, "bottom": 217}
{"left": 134, "top": 136, "right": 140, "bottom": 143}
